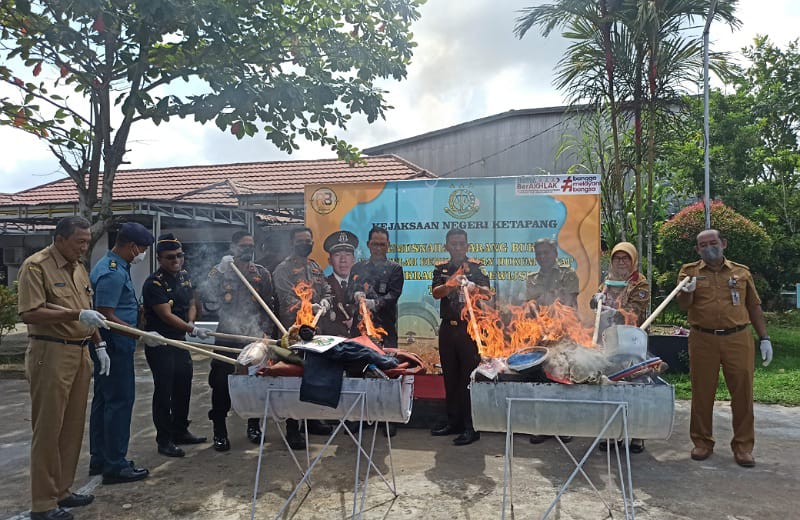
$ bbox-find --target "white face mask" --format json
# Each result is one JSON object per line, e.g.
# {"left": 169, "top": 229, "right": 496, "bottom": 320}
{"left": 131, "top": 250, "right": 147, "bottom": 265}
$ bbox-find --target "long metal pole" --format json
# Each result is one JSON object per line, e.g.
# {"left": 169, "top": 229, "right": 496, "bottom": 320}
{"left": 703, "top": 0, "right": 718, "bottom": 230}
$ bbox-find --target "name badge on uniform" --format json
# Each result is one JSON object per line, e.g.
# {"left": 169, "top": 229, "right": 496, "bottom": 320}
{"left": 729, "top": 277, "right": 740, "bottom": 306}
{"left": 378, "top": 282, "right": 387, "bottom": 294}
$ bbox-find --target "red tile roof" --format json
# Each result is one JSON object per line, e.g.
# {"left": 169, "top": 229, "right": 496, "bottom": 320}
{"left": 2, "top": 155, "right": 432, "bottom": 206}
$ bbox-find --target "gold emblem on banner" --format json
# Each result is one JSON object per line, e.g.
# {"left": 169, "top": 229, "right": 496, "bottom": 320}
{"left": 444, "top": 188, "right": 480, "bottom": 219}
{"left": 309, "top": 187, "right": 338, "bottom": 215}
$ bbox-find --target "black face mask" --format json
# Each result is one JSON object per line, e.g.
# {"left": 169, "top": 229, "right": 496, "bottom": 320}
{"left": 293, "top": 243, "right": 313, "bottom": 258}
{"left": 237, "top": 246, "right": 255, "bottom": 261}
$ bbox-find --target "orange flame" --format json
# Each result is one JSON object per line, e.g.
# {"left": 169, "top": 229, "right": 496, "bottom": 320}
{"left": 292, "top": 280, "right": 314, "bottom": 327}
{"left": 462, "top": 293, "right": 599, "bottom": 358}
{"left": 357, "top": 306, "right": 387, "bottom": 340}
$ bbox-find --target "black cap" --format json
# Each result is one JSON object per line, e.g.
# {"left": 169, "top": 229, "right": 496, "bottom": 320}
{"left": 118, "top": 222, "right": 155, "bottom": 246}
{"left": 323, "top": 230, "right": 358, "bottom": 254}
{"left": 156, "top": 233, "right": 182, "bottom": 253}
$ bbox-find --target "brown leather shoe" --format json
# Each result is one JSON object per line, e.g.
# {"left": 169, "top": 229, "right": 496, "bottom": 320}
{"left": 734, "top": 451, "right": 755, "bottom": 467}
{"left": 690, "top": 446, "right": 713, "bottom": 461}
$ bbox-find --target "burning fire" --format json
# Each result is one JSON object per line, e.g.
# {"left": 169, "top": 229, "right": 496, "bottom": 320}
{"left": 292, "top": 280, "right": 314, "bottom": 326}
{"left": 355, "top": 284, "right": 387, "bottom": 340}
{"left": 462, "top": 290, "right": 603, "bottom": 358}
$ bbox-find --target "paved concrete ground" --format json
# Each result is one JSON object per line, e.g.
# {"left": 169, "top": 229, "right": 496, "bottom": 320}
{"left": 1, "top": 331, "right": 798, "bottom": 520}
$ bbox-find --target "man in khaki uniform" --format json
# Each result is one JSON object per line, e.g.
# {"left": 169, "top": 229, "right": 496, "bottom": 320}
{"left": 677, "top": 229, "right": 773, "bottom": 468}
{"left": 525, "top": 238, "right": 579, "bottom": 308}
{"left": 17, "top": 216, "right": 109, "bottom": 520}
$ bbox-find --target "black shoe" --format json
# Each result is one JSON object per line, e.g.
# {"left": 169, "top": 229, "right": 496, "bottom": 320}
{"left": 157, "top": 442, "right": 185, "bottom": 458}
{"left": 431, "top": 424, "right": 464, "bottom": 437}
{"left": 102, "top": 466, "right": 149, "bottom": 485}
{"left": 529, "top": 434, "right": 551, "bottom": 444}
{"left": 57, "top": 493, "right": 95, "bottom": 508}
{"left": 173, "top": 430, "right": 207, "bottom": 445}
{"left": 213, "top": 435, "right": 231, "bottom": 451}
{"left": 385, "top": 423, "right": 398, "bottom": 438}
{"left": 629, "top": 439, "right": 646, "bottom": 454}
{"left": 559, "top": 436, "right": 574, "bottom": 444}
{"left": 598, "top": 439, "right": 624, "bottom": 452}
{"left": 30, "top": 508, "right": 73, "bottom": 520}
{"left": 307, "top": 420, "right": 333, "bottom": 436}
{"left": 453, "top": 429, "right": 480, "bottom": 446}
{"left": 286, "top": 430, "right": 306, "bottom": 450}
{"left": 247, "top": 424, "right": 262, "bottom": 444}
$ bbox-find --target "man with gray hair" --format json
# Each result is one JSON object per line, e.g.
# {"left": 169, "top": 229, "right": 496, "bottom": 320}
{"left": 17, "top": 216, "right": 109, "bottom": 520}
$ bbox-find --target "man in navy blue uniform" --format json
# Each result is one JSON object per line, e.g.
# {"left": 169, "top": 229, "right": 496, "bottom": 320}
{"left": 347, "top": 226, "right": 404, "bottom": 348}
{"left": 430, "top": 228, "right": 492, "bottom": 446}
{"left": 89, "top": 222, "right": 154, "bottom": 484}
{"left": 142, "top": 234, "right": 209, "bottom": 457}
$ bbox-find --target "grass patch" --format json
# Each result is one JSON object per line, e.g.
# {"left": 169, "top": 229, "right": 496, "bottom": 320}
{"left": 661, "top": 311, "right": 800, "bottom": 406}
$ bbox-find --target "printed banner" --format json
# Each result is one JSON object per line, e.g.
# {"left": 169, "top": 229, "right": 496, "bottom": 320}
{"left": 305, "top": 176, "right": 601, "bottom": 338}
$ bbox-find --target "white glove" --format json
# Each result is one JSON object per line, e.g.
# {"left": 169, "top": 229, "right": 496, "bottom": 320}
{"left": 353, "top": 291, "right": 366, "bottom": 302}
{"left": 464, "top": 281, "right": 476, "bottom": 292}
{"left": 79, "top": 309, "right": 109, "bottom": 329}
{"left": 95, "top": 342, "right": 111, "bottom": 376}
{"left": 760, "top": 339, "right": 773, "bottom": 367}
{"left": 456, "top": 275, "right": 468, "bottom": 286}
{"left": 681, "top": 276, "right": 697, "bottom": 293}
{"left": 217, "top": 255, "right": 234, "bottom": 274}
{"left": 191, "top": 326, "right": 211, "bottom": 339}
{"left": 142, "top": 331, "right": 166, "bottom": 347}
{"left": 364, "top": 299, "right": 377, "bottom": 311}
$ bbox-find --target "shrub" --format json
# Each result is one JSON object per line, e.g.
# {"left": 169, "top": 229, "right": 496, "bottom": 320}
{"left": 0, "top": 282, "right": 18, "bottom": 346}
{"left": 657, "top": 201, "right": 771, "bottom": 287}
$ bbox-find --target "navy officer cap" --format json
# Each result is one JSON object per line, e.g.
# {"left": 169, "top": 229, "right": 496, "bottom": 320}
{"left": 118, "top": 222, "right": 155, "bottom": 246}
{"left": 323, "top": 230, "right": 358, "bottom": 254}
{"left": 156, "top": 233, "right": 182, "bottom": 253}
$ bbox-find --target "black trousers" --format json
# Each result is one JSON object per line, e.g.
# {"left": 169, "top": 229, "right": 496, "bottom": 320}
{"left": 145, "top": 344, "right": 193, "bottom": 445}
{"left": 208, "top": 339, "right": 299, "bottom": 435}
{"left": 438, "top": 321, "right": 480, "bottom": 431}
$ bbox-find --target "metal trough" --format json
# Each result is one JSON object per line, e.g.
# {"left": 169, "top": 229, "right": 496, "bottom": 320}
{"left": 229, "top": 375, "right": 414, "bottom": 423}
{"left": 470, "top": 380, "right": 674, "bottom": 439}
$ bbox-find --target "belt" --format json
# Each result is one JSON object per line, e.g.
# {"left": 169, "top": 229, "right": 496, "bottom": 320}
{"left": 29, "top": 334, "right": 91, "bottom": 346}
{"left": 692, "top": 324, "right": 749, "bottom": 336}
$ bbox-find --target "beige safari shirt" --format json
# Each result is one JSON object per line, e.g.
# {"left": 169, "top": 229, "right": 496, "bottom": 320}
{"left": 526, "top": 265, "right": 580, "bottom": 307}
{"left": 677, "top": 258, "right": 760, "bottom": 330}
{"left": 17, "top": 245, "right": 94, "bottom": 340}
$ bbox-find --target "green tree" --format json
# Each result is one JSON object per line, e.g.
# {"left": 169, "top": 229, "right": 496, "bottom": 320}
{"left": 514, "top": 0, "right": 739, "bottom": 271}
{"left": 0, "top": 282, "right": 18, "bottom": 347}
{"left": 0, "top": 0, "right": 423, "bottom": 249}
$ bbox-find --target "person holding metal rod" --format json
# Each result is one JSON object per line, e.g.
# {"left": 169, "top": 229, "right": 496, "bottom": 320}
{"left": 525, "top": 237, "right": 579, "bottom": 445}
{"left": 347, "top": 226, "right": 404, "bottom": 437}
{"left": 430, "top": 228, "right": 492, "bottom": 446}
{"left": 141, "top": 234, "right": 209, "bottom": 458}
{"left": 17, "top": 216, "right": 108, "bottom": 520}
{"left": 272, "top": 227, "right": 335, "bottom": 449}
{"left": 677, "top": 229, "right": 772, "bottom": 467}
{"left": 348, "top": 226, "right": 404, "bottom": 348}
{"left": 205, "top": 230, "right": 276, "bottom": 451}
{"left": 590, "top": 241, "right": 650, "bottom": 454}
{"left": 87, "top": 222, "right": 154, "bottom": 484}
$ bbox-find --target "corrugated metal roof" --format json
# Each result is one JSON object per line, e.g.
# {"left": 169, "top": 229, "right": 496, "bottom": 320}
{"left": 2, "top": 155, "right": 432, "bottom": 206}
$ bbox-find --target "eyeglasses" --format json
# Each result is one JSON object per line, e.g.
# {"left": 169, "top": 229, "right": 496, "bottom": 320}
{"left": 611, "top": 255, "right": 631, "bottom": 263}
{"left": 161, "top": 252, "right": 185, "bottom": 260}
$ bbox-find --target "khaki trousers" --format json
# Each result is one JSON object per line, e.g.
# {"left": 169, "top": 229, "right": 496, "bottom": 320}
{"left": 688, "top": 328, "right": 755, "bottom": 453}
{"left": 25, "top": 339, "right": 92, "bottom": 512}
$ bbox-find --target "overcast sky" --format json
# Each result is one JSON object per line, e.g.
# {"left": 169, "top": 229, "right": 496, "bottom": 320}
{"left": 2, "top": 0, "right": 799, "bottom": 194}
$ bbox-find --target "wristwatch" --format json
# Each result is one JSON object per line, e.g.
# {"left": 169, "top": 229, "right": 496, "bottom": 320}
{"left": 759, "top": 336, "right": 770, "bottom": 341}
{"left": 97, "top": 341, "right": 108, "bottom": 348}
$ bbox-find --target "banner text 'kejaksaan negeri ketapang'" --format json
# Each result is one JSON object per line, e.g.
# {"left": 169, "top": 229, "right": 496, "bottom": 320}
{"left": 372, "top": 219, "right": 558, "bottom": 231}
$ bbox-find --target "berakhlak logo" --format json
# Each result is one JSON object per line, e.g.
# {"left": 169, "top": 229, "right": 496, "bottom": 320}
{"left": 560, "top": 176, "right": 573, "bottom": 192}
{"left": 309, "top": 187, "right": 338, "bottom": 215}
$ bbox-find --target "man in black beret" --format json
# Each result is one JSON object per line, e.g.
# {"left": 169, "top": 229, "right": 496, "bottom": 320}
{"left": 320, "top": 230, "right": 359, "bottom": 337}
{"left": 141, "top": 234, "right": 209, "bottom": 457}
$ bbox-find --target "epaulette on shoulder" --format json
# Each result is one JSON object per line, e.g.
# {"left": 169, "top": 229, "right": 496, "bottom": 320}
{"left": 469, "top": 258, "right": 483, "bottom": 265}
{"left": 108, "top": 259, "right": 118, "bottom": 271}
{"left": 435, "top": 259, "right": 449, "bottom": 266}
{"left": 728, "top": 260, "right": 751, "bottom": 271}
